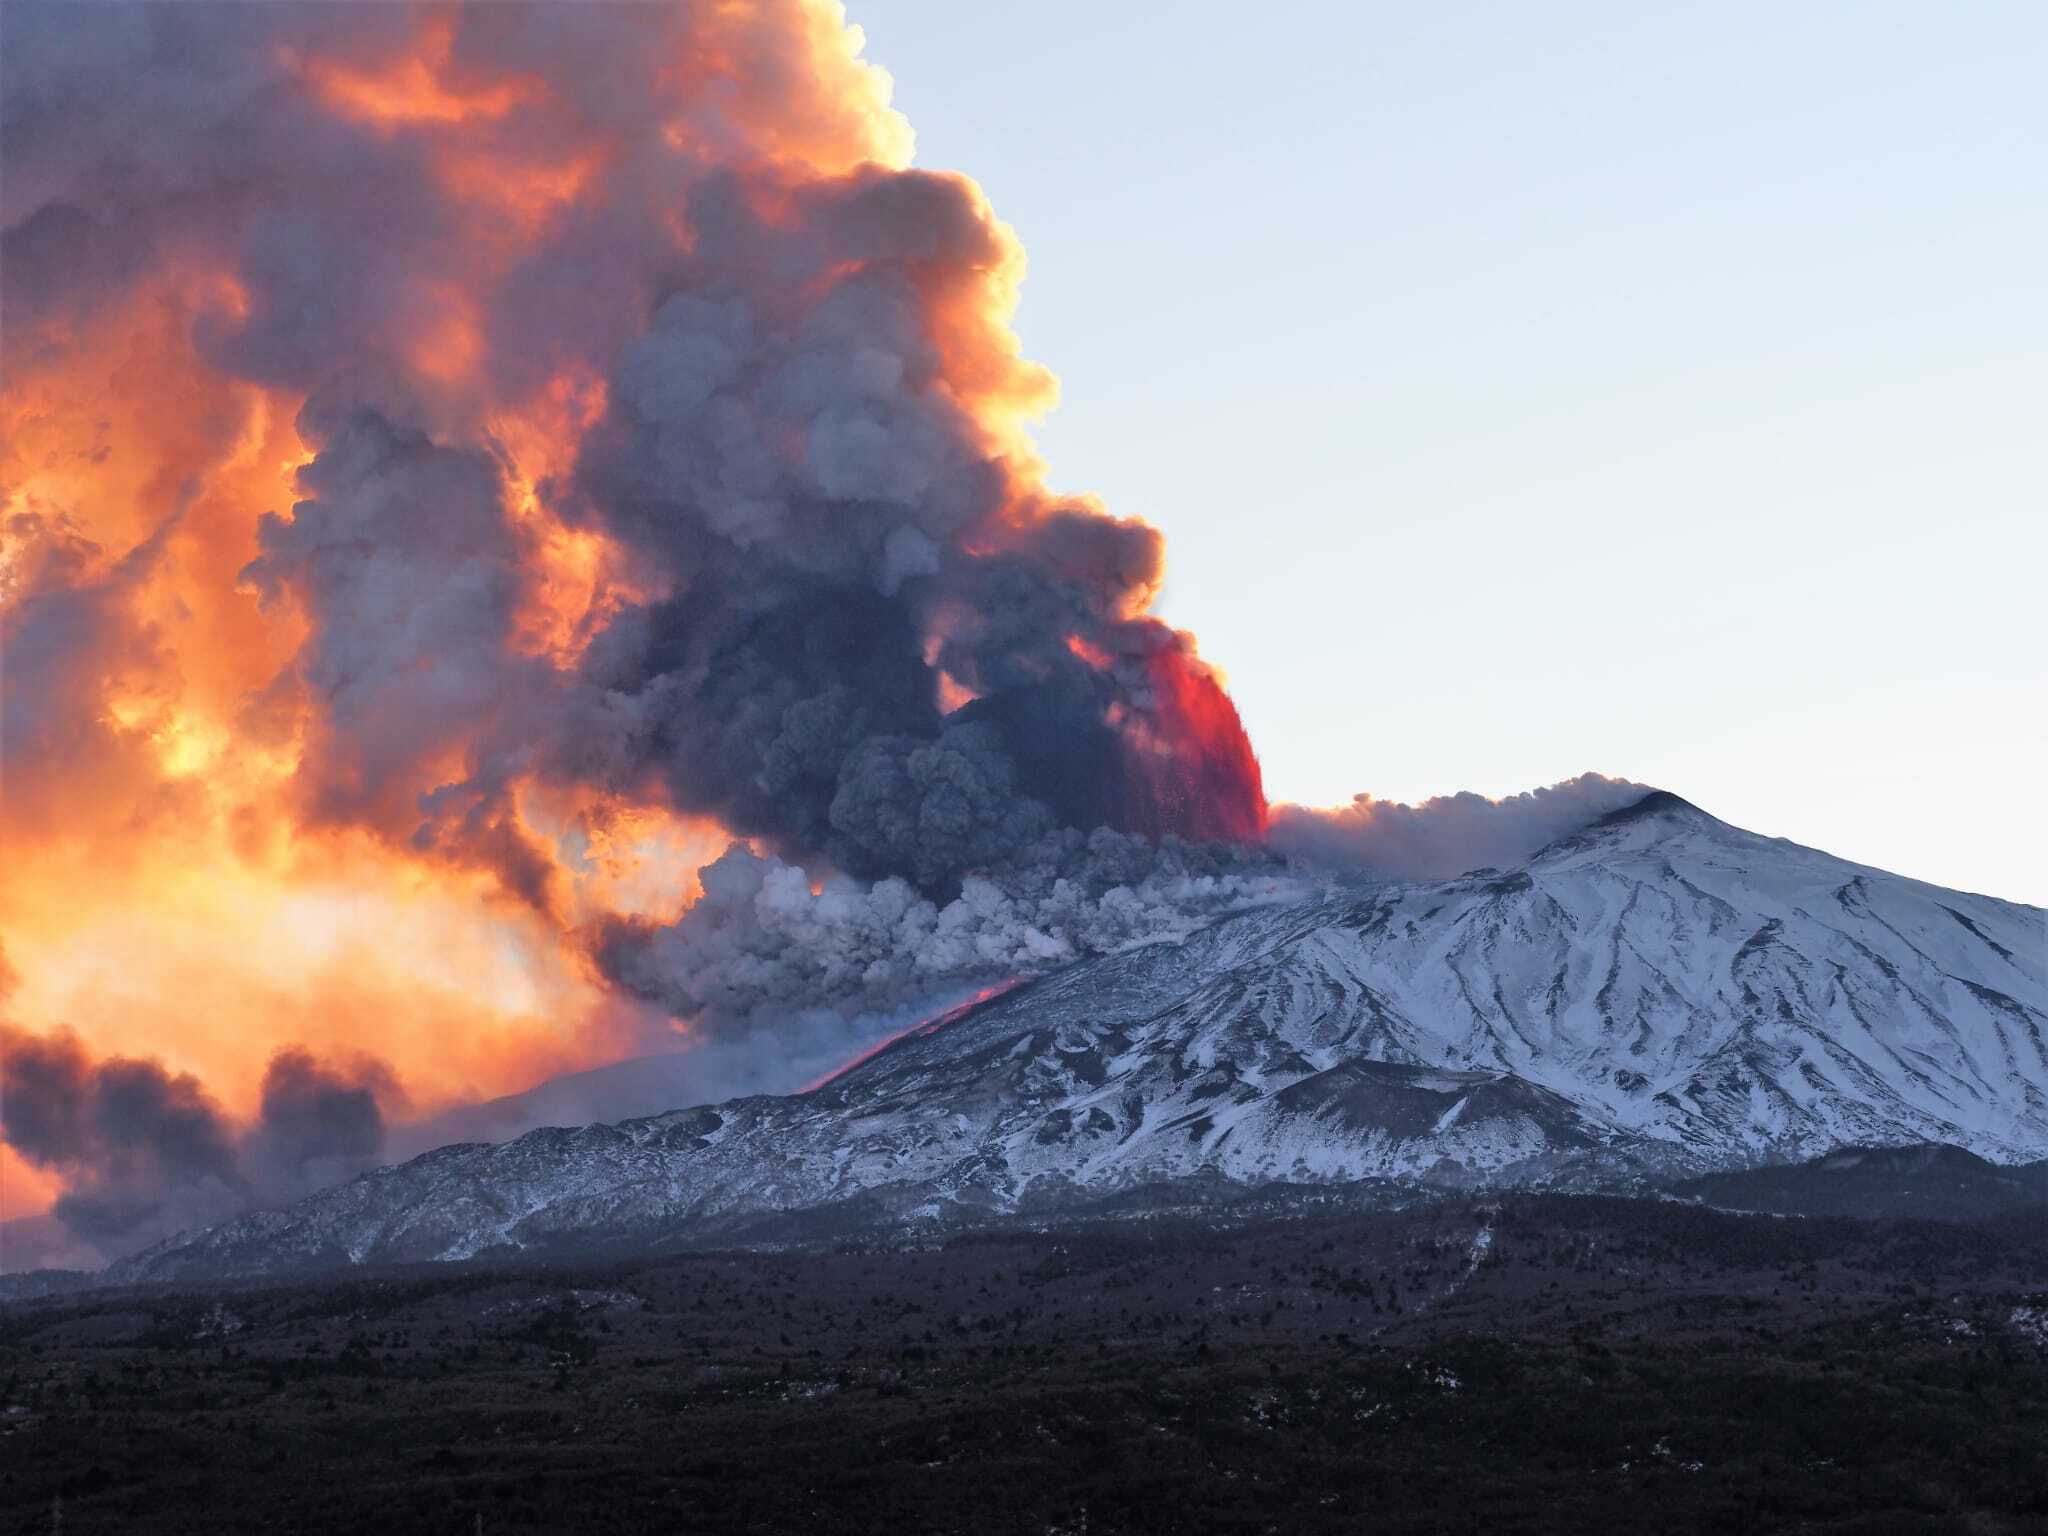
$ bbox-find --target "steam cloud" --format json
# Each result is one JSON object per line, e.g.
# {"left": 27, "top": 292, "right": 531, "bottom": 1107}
{"left": 0, "top": 1031, "right": 401, "bottom": 1261}
{"left": 1268, "top": 773, "right": 1652, "bottom": 879}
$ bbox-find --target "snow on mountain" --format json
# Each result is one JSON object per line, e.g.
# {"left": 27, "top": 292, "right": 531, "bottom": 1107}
{"left": 115, "top": 792, "right": 2047, "bottom": 1280}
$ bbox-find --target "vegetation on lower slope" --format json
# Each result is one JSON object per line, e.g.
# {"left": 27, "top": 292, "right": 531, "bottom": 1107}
{"left": 3, "top": 1195, "right": 2045, "bottom": 1534}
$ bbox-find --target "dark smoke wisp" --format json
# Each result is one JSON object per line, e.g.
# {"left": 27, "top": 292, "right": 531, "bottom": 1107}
{"left": 0, "top": 1030, "right": 403, "bottom": 1262}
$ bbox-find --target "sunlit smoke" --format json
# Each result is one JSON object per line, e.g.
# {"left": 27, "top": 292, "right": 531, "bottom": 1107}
{"left": 0, "top": 0, "right": 1268, "bottom": 1252}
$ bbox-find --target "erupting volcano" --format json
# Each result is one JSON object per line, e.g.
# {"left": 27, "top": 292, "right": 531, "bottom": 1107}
{"left": 0, "top": 0, "right": 1281, "bottom": 1256}
{"left": 4, "top": 11, "right": 2036, "bottom": 1531}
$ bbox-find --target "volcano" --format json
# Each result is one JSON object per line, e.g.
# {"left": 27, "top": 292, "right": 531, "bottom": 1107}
{"left": 113, "top": 790, "right": 2047, "bottom": 1282}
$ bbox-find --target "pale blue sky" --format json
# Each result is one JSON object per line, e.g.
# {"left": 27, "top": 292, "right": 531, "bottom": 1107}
{"left": 850, "top": 1, "right": 2044, "bottom": 903}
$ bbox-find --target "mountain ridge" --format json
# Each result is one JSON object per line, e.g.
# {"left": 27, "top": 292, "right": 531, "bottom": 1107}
{"left": 105, "top": 791, "right": 2048, "bottom": 1283}
{"left": 1672, "top": 1141, "right": 2048, "bottom": 1221}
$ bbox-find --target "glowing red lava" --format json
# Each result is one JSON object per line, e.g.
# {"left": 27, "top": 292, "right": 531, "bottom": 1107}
{"left": 1130, "top": 649, "right": 1269, "bottom": 844}
{"left": 802, "top": 979, "right": 1024, "bottom": 1093}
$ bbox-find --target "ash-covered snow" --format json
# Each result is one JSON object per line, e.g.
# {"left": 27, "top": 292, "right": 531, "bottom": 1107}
{"left": 115, "top": 793, "right": 2048, "bottom": 1282}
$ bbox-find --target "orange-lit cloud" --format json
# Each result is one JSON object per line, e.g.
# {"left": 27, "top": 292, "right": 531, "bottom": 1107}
{"left": 0, "top": 0, "right": 1266, "bottom": 1245}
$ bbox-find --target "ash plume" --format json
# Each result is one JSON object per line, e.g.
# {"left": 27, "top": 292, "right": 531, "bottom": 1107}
{"left": 238, "top": 393, "right": 561, "bottom": 906}
{"left": 0, "top": 509, "right": 183, "bottom": 836}
{"left": 553, "top": 192, "right": 1269, "bottom": 890}
{"left": 596, "top": 831, "right": 1308, "bottom": 1032}
{"left": 0, "top": 0, "right": 1663, "bottom": 1190}
{"left": 3, "top": 1, "right": 1263, "bottom": 912}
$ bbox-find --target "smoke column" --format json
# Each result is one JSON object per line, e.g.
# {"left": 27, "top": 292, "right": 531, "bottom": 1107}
{"left": 0, "top": 0, "right": 1267, "bottom": 1242}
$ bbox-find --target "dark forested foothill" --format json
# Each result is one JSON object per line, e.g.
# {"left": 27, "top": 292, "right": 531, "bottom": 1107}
{"left": 3, "top": 1192, "right": 2046, "bottom": 1534}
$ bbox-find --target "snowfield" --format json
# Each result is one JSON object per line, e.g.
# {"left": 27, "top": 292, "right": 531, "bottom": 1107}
{"left": 118, "top": 792, "right": 2047, "bottom": 1281}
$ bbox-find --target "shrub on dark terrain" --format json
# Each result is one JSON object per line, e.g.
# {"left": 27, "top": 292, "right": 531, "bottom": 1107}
{"left": 2, "top": 1194, "right": 2045, "bottom": 1534}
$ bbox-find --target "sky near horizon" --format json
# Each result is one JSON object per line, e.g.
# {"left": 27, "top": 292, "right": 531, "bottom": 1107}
{"left": 851, "top": 0, "right": 2046, "bottom": 903}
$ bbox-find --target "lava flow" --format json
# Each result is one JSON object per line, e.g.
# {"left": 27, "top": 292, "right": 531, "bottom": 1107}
{"left": 802, "top": 980, "right": 1025, "bottom": 1095}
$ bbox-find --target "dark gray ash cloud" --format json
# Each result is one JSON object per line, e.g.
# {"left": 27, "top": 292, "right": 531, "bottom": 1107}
{"left": 241, "top": 1047, "right": 408, "bottom": 1206}
{"left": 594, "top": 831, "right": 1309, "bottom": 1033}
{"left": 0, "top": 1030, "right": 403, "bottom": 1262}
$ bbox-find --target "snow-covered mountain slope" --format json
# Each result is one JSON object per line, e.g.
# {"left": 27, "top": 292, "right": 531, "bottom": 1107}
{"left": 117, "top": 792, "right": 2047, "bottom": 1280}
{"left": 1208, "top": 790, "right": 2048, "bottom": 1161}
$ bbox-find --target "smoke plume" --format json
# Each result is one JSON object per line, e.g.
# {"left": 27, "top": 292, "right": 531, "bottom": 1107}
{"left": 0, "top": 1030, "right": 401, "bottom": 1261}
{"left": 241, "top": 1047, "right": 409, "bottom": 1206}
{"left": 9, "top": 0, "right": 1264, "bottom": 900}
{"left": 596, "top": 831, "right": 1307, "bottom": 1030}
{"left": 0, "top": 0, "right": 1274, "bottom": 1115}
